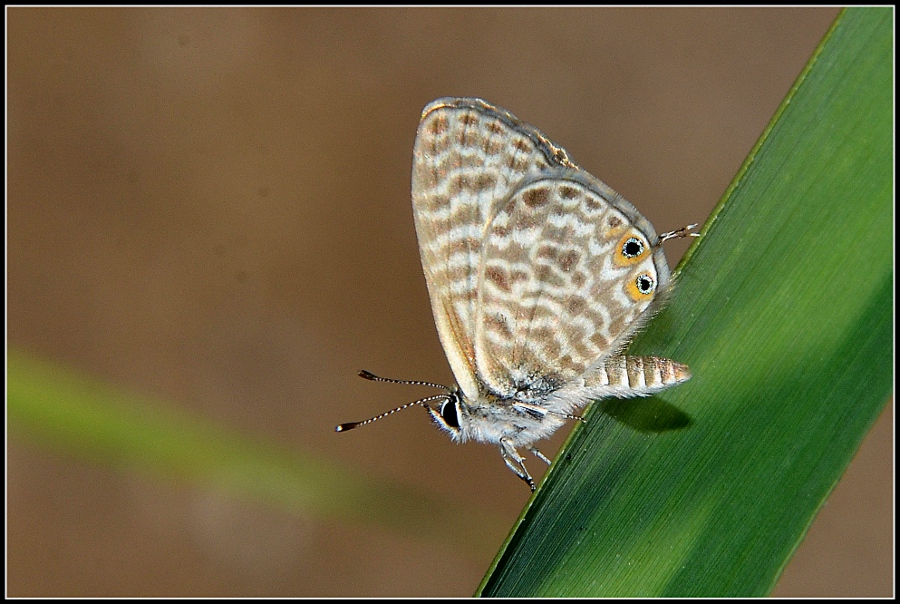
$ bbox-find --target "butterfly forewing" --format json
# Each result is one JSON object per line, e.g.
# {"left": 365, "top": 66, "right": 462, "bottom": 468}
{"left": 411, "top": 98, "right": 574, "bottom": 399}
{"left": 474, "top": 173, "right": 670, "bottom": 397}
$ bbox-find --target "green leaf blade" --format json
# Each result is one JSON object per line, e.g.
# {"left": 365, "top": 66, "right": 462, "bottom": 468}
{"left": 479, "top": 7, "right": 892, "bottom": 597}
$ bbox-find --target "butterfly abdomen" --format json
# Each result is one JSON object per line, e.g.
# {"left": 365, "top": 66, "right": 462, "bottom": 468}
{"left": 583, "top": 355, "right": 691, "bottom": 398}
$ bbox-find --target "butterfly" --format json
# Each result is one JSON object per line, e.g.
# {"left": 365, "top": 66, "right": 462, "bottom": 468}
{"left": 338, "top": 97, "right": 696, "bottom": 491}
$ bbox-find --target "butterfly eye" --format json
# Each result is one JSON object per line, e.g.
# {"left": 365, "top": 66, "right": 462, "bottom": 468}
{"left": 635, "top": 274, "right": 655, "bottom": 295}
{"left": 621, "top": 237, "right": 645, "bottom": 259}
{"left": 440, "top": 400, "right": 460, "bottom": 429}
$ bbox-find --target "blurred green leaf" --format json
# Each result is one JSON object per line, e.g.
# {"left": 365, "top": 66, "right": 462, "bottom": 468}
{"left": 479, "top": 7, "right": 892, "bottom": 597}
{"left": 7, "top": 349, "right": 504, "bottom": 557}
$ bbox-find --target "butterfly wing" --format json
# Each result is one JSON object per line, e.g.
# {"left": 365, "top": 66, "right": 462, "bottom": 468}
{"left": 411, "top": 98, "right": 575, "bottom": 399}
{"left": 474, "top": 170, "right": 672, "bottom": 398}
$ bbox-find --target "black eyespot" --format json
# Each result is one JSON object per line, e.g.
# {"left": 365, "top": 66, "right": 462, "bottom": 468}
{"left": 622, "top": 237, "right": 644, "bottom": 258}
{"left": 440, "top": 400, "right": 460, "bottom": 429}
{"left": 636, "top": 274, "right": 655, "bottom": 294}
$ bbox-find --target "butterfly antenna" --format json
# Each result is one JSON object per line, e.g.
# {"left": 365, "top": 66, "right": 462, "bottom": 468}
{"left": 335, "top": 393, "right": 450, "bottom": 432}
{"left": 357, "top": 369, "right": 450, "bottom": 391}
{"left": 336, "top": 370, "right": 453, "bottom": 432}
{"left": 656, "top": 223, "right": 700, "bottom": 246}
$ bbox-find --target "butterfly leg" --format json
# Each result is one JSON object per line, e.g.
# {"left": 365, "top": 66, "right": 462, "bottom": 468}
{"left": 527, "top": 446, "right": 552, "bottom": 465}
{"left": 499, "top": 437, "right": 536, "bottom": 492}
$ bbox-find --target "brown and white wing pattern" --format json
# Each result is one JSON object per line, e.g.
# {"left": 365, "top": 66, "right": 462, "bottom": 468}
{"left": 411, "top": 98, "right": 575, "bottom": 399}
{"left": 474, "top": 172, "right": 671, "bottom": 399}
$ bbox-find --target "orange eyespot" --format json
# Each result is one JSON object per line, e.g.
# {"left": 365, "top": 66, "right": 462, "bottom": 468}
{"left": 627, "top": 273, "right": 656, "bottom": 300}
{"left": 614, "top": 233, "right": 648, "bottom": 267}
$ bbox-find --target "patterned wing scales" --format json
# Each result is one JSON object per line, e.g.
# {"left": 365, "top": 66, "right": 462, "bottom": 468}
{"left": 411, "top": 98, "right": 575, "bottom": 399}
{"left": 474, "top": 173, "right": 671, "bottom": 398}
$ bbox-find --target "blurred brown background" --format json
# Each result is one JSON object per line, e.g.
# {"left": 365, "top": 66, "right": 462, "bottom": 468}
{"left": 7, "top": 7, "right": 892, "bottom": 597}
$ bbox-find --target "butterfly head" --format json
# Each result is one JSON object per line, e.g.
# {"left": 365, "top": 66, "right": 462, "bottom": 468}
{"left": 424, "top": 388, "right": 466, "bottom": 439}
{"left": 338, "top": 371, "right": 519, "bottom": 447}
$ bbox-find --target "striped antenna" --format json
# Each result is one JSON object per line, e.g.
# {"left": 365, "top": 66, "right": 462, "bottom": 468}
{"left": 357, "top": 369, "right": 450, "bottom": 391}
{"left": 335, "top": 370, "right": 452, "bottom": 432}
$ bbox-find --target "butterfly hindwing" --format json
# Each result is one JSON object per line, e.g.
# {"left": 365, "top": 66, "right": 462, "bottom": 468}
{"left": 474, "top": 172, "right": 671, "bottom": 398}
